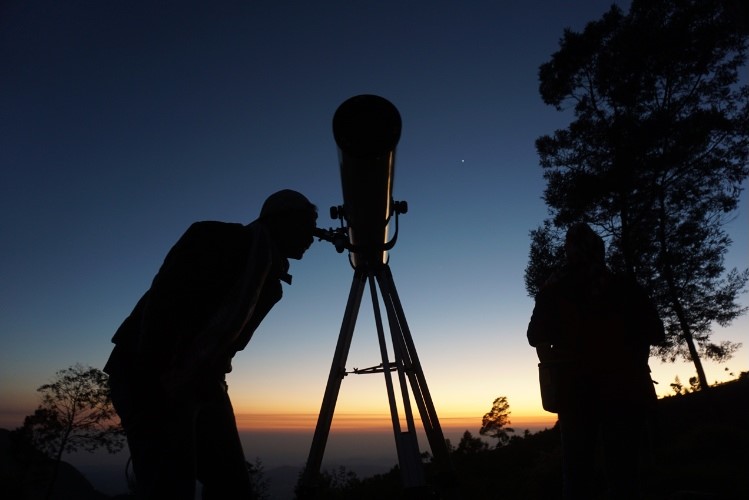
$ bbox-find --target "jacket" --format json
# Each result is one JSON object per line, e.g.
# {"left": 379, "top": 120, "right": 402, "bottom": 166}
{"left": 104, "top": 220, "right": 288, "bottom": 390}
{"left": 527, "top": 265, "right": 664, "bottom": 409}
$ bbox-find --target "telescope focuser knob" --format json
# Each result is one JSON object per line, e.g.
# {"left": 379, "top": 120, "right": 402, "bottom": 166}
{"left": 330, "top": 205, "right": 346, "bottom": 221}
{"left": 394, "top": 200, "right": 408, "bottom": 215}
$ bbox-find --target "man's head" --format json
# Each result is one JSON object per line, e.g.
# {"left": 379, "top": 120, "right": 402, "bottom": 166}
{"left": 259, "top": 189, "right": 318, "bottom": 260}
{"left": 565, "top": 223, "right": 605, "bottom": 267}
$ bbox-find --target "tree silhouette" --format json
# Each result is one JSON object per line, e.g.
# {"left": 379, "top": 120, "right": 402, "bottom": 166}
{"left": 528, "top": 0, "right": 749, "bottom": 390}
{"left": 449, "top": 430, "right": 488, "bottom": 456}
{"left": 19, "top": 364, "right": 124, "bottom": 498}
{"left": 524, "top": 220, "right": 566, "bottom": 298}
{"left": 479, "top": 396, "right": 514, "bottom": 447}
{"left": 247, "top": 459, "right": 270, "bottom": 500}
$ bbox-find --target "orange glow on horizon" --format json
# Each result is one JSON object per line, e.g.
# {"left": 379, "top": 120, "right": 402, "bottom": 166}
{"left": 234, "top": 412, "right": 557, "bottom": 433}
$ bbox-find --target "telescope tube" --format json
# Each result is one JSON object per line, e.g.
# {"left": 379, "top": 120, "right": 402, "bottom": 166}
{"left": 333, "top": 94, "right": 402, "bottom": 268}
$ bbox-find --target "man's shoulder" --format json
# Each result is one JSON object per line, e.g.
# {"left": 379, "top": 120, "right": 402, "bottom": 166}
{"left": 179, "top": 220, "right": 255, "bottom": 243}
{"left": 161, "top": 221, "right": 253, "bottom": 260}
{"left": 186, "top": 220, "right": 245, "bottom": 233}
{"left": 538, "top": 267, "right": 574, "bottom": 294}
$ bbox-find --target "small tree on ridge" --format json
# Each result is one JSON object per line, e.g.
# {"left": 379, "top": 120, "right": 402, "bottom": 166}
{"left": 19, "top": 363, "right": 124, "bottom": 498}
{"left": 479, "top": 396, "right": 515, "bottom": 448}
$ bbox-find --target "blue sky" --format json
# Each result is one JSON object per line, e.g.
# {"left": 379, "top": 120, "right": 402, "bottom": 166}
{"left": 1, "top": 0, "right": 747, "bottom": 436}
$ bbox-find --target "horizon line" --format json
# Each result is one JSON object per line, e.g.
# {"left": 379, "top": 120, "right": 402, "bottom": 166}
{"left": 234, "top": 412, "right": 557, "bottom": 432}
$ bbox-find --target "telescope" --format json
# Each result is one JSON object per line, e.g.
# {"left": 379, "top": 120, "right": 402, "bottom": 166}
{"left": 315, "top": 94, "right": 408, "bottom": 268}
{"left": 303, "top": 95, "right": 455, "bottom": 498}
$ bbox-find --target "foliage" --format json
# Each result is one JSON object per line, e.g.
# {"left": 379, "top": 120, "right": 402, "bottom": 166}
{"left": 321, "top": 466, "right": 361, "bottom": 492}
{"left": 13, "top": 364, "right": 124, "bottom": 499}
{"left": 525, "top": 221, "right": 566, "bottom": 298}
{"left": 447, "top": 430, "right": 488, "bottom": 456}
{"left": 247, "top": 458, "right": 270, "bottom": 500}
{"left": 295, "top": 465, "right": 368, "bottom": 500}
{"left": 479, "top": 396, "right": 515, "bottom": 447}
{"left": 20, "top": 364, "right": 124, "bottom": 462}
{"left": 526, "top": 0, "right": 749, "bottom": 389}
{"left": 669, "top": 375, "right": 701, "bottom": 395}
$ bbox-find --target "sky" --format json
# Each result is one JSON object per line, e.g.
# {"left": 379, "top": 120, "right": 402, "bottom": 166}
{"left": 1, "top": 0, "right": 747, "bottom": 456}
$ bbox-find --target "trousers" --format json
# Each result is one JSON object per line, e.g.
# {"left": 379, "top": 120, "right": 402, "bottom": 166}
{"left": 559, "top": 403, "right": 651, "bottom": 500}
{"left": 109, "top": 375, "right": 252, "bottom": 500}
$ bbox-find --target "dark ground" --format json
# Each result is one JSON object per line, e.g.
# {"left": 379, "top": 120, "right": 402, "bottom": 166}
{"left": 313, "top": 375, "right": 749, "bottom": 500}
{"left": 2, "top": 375, "right": 747, "bottom": 499}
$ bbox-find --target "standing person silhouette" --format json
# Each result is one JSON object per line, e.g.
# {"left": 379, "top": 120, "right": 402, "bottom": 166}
{"left": 527, "top": 223, "right": 664, "bottom": 499}
{"left": 104, "top": 190, "right": 317, "bottom": 499}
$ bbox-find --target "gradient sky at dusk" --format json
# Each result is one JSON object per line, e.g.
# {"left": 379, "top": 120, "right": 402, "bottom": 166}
{"left": 2, "top": 0, "right": 747, "bottom": 443}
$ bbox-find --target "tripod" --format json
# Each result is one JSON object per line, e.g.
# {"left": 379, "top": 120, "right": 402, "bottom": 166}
{"left": 300, "top": 261, "right": 454, "bottom": 497}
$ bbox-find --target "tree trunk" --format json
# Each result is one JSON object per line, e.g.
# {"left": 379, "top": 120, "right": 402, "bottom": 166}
{"left": 656, "top": 193, "right": 710, "bottom": 391}
{"left": 45, "top": 422, "right": 72, "bottom": 500}
{"left": 616, "top": 169, "right": 635, "bottom": 278}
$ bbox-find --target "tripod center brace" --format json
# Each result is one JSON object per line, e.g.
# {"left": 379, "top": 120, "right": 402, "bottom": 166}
{"left": 300, "top": 258, "right": 455, "bottom": 495}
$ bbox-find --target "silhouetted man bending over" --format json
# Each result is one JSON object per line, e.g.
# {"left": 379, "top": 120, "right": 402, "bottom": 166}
{"left": 104, "top": 190, "right": 317, "bottom": 499}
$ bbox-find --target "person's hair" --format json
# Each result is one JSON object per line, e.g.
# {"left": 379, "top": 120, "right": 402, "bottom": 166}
{"left": 259, "top": 189, "right": 316, "bottom": 219}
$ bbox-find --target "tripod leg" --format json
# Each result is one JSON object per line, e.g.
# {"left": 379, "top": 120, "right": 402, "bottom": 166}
{"left": 377, "top": 265, "right": 454, "bottom": 470}
{"left": 369, "top": 274, "right": 425, "bottom": 488}
{"left": 301, "top": 269, "right": 367, "bottom": 494}
{"left": 377, "top": 273, "right": 418, "bottom": 437}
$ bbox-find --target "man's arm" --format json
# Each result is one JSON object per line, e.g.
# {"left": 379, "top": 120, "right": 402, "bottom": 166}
{"left": 527, "top": 286, "right": 558, "bottom": 348}
{"left": 141, "top": 222, "right": 277, "bottom": 392}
